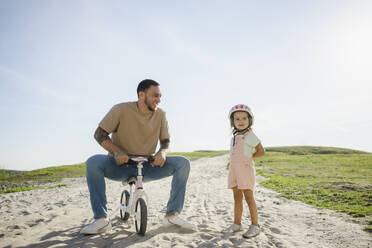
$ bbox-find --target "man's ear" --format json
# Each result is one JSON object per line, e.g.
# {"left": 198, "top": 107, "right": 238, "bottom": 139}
{"left": 138, "top": 91, "right": 145, "bottom": 100}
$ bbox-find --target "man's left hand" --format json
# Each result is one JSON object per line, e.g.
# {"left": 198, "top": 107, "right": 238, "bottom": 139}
{"left": 152, "top": 151, "right": 166, "bottom": 167}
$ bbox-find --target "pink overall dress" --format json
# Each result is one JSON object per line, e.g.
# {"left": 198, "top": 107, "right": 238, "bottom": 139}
{"left": 228, "top": 134, "right": 256, "bottom": 190}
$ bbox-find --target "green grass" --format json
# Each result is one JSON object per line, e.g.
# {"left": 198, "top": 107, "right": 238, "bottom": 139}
{"left": 365, "top": 220, "right": 372, "bottom": 232}
{"left": 266, "top": 146, "right": 369, "bottom": 155}
{"left": 0, "top": 163, "right": 86, "bottom": 184}
{"left": 169, "top": 150, "right": 229, "bottom": 160}
{"left": 0, "top": 163, "right": 86, "bottom": 194}
{"left": 0, "top": 186, "right": 35, "bottom": 194}
{"left": 0, "top": 150, "right": 228, "bottom": 194}
{"left": 253, "top": 146, "right": 372, "bottom": 231}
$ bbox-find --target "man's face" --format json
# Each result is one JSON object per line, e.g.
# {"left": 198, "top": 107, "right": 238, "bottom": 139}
{"left": 144, "top": 85, "right": 162, "bottom": 111}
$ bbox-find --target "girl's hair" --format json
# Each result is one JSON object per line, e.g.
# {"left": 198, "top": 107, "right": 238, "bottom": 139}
{"left": 230, "top": 111, "right": 253, "bottom": 133}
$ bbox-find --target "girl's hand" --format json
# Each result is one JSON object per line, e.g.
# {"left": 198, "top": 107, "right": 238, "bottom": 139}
{"left": 252, "top": 143, "right": 265, "bottom": 158}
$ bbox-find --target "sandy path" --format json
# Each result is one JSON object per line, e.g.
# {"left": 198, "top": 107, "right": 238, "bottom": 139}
{"left": 0, "top": 155, "right": 370, "bottom": 248}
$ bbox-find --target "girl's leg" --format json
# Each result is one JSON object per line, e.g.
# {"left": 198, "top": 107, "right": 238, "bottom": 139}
{"left": 232, "top": 187, "right": 244, "bottom": 225}
{"left": 242, "top": 189, "right": 258, "bottom": 226}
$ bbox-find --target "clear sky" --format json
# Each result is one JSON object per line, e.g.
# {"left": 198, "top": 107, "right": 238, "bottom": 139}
{"left": 1, "top": 0, "right": 371, "bottom": 171}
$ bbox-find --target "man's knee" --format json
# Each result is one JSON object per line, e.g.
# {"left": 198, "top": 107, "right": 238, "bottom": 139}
{"left": 178, "top": 156, "right": 190, "bottom": 173}
{"left": 86, "top": 154, "right": 102, "bottom": 172}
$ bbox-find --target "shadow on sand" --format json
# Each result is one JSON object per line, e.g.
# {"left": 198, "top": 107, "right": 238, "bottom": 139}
{"left": 10, "top": 216, "right": 196, "bottom": 248}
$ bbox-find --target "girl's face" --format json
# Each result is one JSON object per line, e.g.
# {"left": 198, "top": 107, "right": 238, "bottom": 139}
{"left": 233, "top": 111, "right": 249, "bottom": 130}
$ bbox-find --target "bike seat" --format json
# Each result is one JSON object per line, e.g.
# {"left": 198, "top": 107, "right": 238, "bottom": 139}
{"left": 126, "top": 176, "right": 137, "bottom": 185}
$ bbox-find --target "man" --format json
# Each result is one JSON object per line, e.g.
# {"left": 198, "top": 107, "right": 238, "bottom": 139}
{"left": 80, "top": 79, "right": 196, "bottom": 234}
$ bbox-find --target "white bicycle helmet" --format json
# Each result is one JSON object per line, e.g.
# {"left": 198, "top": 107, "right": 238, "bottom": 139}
{"left": 228, "top": 104, "right": 254, "bottom": 127}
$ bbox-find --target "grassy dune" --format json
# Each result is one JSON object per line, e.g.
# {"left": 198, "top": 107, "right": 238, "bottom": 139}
{"left": 255, "top": 146, "right": 372, "bottom": 232}
{"left": 169, "top": 150, "right": 229, "bottom": 160}
{"left": 0, "top": 151, "right": 228, "bottom": 194}
{"left": 266, "top": 146, "right": 369, "bottom": 155}
{"left": 0, "top": 163, "right": 86, "bottom": 193}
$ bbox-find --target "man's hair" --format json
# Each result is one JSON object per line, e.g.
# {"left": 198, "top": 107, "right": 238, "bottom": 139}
{"left": 137, "top": 79, "right": 160, "bottom": 96}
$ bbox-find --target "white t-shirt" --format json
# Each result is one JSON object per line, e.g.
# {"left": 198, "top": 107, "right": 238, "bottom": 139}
{"left": 243, "top": 131, "right": 261, "bottom": 157}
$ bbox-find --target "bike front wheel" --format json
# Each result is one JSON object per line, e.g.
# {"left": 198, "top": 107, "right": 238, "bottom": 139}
{"left": 120, "top": 190, "right": 130, "bottom": 221}
{"left": 135, "top": 197, "right": 147, "bottom": 235}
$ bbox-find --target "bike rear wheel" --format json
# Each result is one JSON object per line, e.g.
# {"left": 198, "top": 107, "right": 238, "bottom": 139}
{"left": 135, "top": 197, "right": 147, "bottom": 235}
{"left": 120, "top": 190, "right": 130, "bottom": 221}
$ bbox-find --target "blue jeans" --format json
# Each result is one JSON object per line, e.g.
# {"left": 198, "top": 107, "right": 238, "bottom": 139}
{"left": 86, "top": 155, "right": 190, "bottom": 219}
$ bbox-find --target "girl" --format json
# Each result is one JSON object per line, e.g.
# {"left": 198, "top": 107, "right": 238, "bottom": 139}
{"left": 222, "top": 104, "right": 265, "bottom": 238}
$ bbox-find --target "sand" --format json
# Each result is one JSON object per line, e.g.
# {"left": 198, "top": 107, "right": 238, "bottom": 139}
{"left": 0, "top": 155, "right": 371, "bottom": 248}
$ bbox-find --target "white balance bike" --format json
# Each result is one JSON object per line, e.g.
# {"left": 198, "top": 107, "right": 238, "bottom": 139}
{"left": 119, "top": 156, "right": 153, "bottom": 235}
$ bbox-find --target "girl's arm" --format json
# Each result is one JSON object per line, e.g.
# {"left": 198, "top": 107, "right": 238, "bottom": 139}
{"left": 252, "top": 143, "right": 265, "bottom": 158}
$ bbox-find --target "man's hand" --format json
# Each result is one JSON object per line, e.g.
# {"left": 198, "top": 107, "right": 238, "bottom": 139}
{"left": 114, "top": 151, "right": 129, "bottom": 166}
{"left": 152, "top": 151, "right": 166, "bottom": 167}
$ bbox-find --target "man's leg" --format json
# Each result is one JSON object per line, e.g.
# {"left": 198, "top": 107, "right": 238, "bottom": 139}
{"left": 143, "top": 156, "right": 190, "bottom": 216}
{"left": 86, "top": 154, "right": 136, "bottom": 219}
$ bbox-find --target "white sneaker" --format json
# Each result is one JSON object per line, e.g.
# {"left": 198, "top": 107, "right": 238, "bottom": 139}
{"left": 242, "top": 224, "right": 260, "bottom": 238}
{"left": 221, "top": 223, "right": 241, "bottom": 233}
{"left": 80, "top": 217, "right": 112, "bottom": 235}
{"left": 162, "top": 214, "right": 197, "bottom": 230}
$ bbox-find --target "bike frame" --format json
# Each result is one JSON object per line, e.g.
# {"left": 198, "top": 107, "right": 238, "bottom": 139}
{"left": 119, "top": 157, "right": 149, "bottom": 215}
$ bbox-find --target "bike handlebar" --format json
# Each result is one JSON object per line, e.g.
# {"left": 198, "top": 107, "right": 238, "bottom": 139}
{"left": 128, "top": 156, "right": 155, "bottom": 164}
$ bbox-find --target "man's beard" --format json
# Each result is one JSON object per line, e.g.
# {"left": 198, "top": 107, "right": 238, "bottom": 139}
{"left": 145, "top": 97, "right": 155, "bottom": 112}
